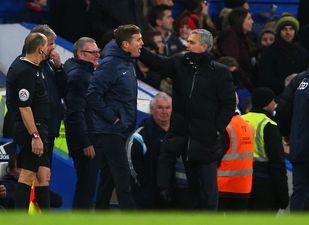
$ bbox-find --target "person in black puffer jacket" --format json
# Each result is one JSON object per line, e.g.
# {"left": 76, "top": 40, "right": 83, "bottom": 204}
{"left": 139, "top": 29, "right": 235, "bottom": 210}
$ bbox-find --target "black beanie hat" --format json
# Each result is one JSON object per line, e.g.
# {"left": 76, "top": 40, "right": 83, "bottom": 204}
{"left": 224, "top": 0, "right": 247, "bottom": 8}
{"left": 251, "top": 87, "right": 275, "bottom": 108}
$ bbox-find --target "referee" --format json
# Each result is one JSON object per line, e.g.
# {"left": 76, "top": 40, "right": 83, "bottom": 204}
{"left": 6, "top": 32, "right": 50, "bottom": 210}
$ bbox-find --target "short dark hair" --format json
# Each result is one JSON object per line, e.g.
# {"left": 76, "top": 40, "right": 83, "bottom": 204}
{"left": 24, "top": 32, "right": 47, "bottom": 54}
{"left": 142, "top": 30, "right": 161, "bottom": 52}
{"left": 228, "top": 8, "right": 250, "bottom": 33}
{"left": 148, "top": 5, "right": 172, "bottom": 27}
{"left": 114, "top": 24, "right": 141, "bottom": 47}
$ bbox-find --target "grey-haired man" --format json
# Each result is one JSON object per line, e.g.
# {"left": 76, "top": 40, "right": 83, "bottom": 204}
{"left": 139, "top": 29, "right": 236, "bottom": 210}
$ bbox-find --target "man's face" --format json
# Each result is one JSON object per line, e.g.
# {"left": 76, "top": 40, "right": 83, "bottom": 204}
{"left": 156, "top": 0, "right": 174, "bottom": 6}
{"left": 187, "top": 33, "right": 208, "bottom": 53}
{"left": 158, "top": 10, "right": 174, "bottom": 31}
{"left": 127, "top": 33, "right": 144, "bottom": 57}
{"left": 151, "top": 98, "right": 172, "bottom": 126}
{"left": 153, "top": 35, "right": 165, "bottom": 55}
{"left": 265, "top": 99, "right": 277, "bottom": 114}
{"left": 179, "top": 24, "right": 192, "bottom": 41}
{"left": 261, "top": 32, "right": 275, "bottom": 47}
{"left": 78, "top": 42, "right": 100, "bottom": 66}
{"left": 280, "top": 25, "right": 295, "bottom": 43}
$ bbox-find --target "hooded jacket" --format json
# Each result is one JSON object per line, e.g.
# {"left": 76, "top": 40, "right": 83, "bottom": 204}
{"left": 86, "top": 40, "right": 137, "bottom": 138}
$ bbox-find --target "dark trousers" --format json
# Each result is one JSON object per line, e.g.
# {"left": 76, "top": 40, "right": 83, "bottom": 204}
{"left": 94, "top": 134, "right": 135, "bottom": 209}
{"left": 71, "top": 149, "right": 98, "bottom": 209}
{"left": 291, "top": 162, "right": 309, "bottom": 211}
{"left": 218, "top": 197, "right": 249, "bottom": 211}
{"left": 249, "top": 176, "right": 278, "bottom": 211}
{"left": 184, "top": 161, "right": 219, "bottom": 210}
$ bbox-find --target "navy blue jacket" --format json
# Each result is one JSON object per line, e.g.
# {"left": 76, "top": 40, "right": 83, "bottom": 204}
{"left": 63, "top": 58, "right": 94, "bottom": 152}
{"left": 86, "top": 40, "right": 137, "bottom": 138}
{"left": 290, "top": 75, "right": 309, "bottom": 162}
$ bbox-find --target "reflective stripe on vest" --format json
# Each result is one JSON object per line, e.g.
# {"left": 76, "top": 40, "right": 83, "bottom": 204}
{"left": 221, "top": 125, "right": 254, "bottom": 161}
{"left": 126, "top": 126, "right": 146, "bottom": 185}
{"left": 242, "top": 113, "right": 277, "bottom": 162}
{"left": 218, "top": 169, "right": 253, "bottom": 176}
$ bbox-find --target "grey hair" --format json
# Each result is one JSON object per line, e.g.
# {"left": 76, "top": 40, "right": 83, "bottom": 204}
{"left": 31, "top": 24, "right": 56, "bottom": 39}
{"left": 190, "top": 29, "right": 213, "bottom": 52}
{"left": 150, "top": 92, "right": 172, "bottom": 110}
{"left": 73, "top": 37, "right": 96, "bottom": 58}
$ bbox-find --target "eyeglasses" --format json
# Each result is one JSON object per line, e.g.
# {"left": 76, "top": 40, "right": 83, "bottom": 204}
{"left": 81, "top": 50, "right": 101, "bottom": 55}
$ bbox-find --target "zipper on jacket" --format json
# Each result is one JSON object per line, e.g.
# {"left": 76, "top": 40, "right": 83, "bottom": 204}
{"left": 189, "top": 72, "right": 197, "bottom": 99}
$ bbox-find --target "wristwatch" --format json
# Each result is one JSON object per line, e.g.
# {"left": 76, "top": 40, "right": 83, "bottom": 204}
{"left": 31, "top": 132, "right": 40, "bottom": 139}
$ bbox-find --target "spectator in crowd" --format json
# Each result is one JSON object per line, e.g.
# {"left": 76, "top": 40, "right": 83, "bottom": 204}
{"left": 86, "top": 24, "right": 144, "bottom": 210}
{"left": 21, "top": 0, "right": 48, "bottom": 24}
{"left": 219, "top": 0, "right": 249, "bottom": 30}
{"left": 259, "top": 28, "right": 276, "bottom": 48}
{"left": 143, "top": 30, "right": 165, "bottom": 55}
{"left": 217, "top": 94, "right": 254, "bottom": 211}
{"left": 63, "top": 37, "right": 100, "bottom": 209}
{"left": 126, "top": 92, "right": 172, "bottom": 209}
{"left": 155, "top": 0, "right": 174, "bottom": 7}
{"left": 218, "top": 56, "right": 252, "bottom": 114}
{"left": 6, "top": 32, "right": 50, "bottom": 210}
{"left": 255, "top": 28, "right": 276, "bottom": 72}
{"left": 139, "top": 29, "right": 235, "bottom": 210}
{"left": 242, "top": 88, "right": 289, "bottom": 211}
{"left": 258, "top": 13, "right": 309, "bottom": 96}
{"left": 178, "top": 0, "right": 217, "bottom": 37}
{"left": 145, "top": 0, "right": 174, "bottom": 9}
{"left": 87, "top": 0, "right": 147, "bottom": 44}
{"left": 288, "top": 72, "right": 309, "bottom": 211}
{"left": 177, "top": 16, "right": 195, "bottom": 47}
{"left": 217, "top": 7, "right": 257, "bottom": 89}
{"left": 148, "top": 5, "right": 184, "bottom": 56}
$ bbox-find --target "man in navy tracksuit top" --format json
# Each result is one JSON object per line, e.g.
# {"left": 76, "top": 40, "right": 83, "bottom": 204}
{"left": 63, "top": 37, "right": 100, "bottom": 209}
{"left": 86, "top": 24, "right": 144, "bottom": 209}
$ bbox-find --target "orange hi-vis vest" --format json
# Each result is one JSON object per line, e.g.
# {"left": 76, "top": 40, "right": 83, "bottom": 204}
{"left": 217, "top": 114, "right": 254, "bottom": 194}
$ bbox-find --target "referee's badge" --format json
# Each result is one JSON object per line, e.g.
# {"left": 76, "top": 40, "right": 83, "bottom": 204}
{"left": 19, "top": 89, "right": 30, "bottom": 102}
